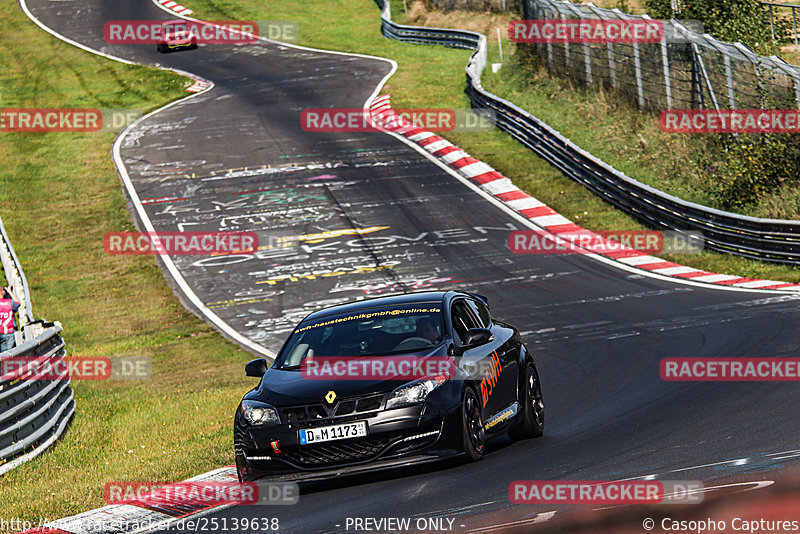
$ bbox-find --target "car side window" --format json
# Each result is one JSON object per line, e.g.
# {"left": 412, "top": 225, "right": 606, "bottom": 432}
{"left": 451, "top": 300, "right": 481, "bottom": 343}
{"left": 466, "top": 299, "right": 492, "bottom": 328}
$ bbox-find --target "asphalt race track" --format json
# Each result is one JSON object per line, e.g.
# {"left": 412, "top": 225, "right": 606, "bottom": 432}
{"left": 23, "top": 0, "right": 800, "bottom": 531}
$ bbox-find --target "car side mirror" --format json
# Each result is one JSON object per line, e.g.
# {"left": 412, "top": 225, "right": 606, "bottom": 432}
{"left": 461, "top": 328, "right": 493, "bottom": 351}
{"left": 245, "top": 358, "right": 268, "bottom": 377}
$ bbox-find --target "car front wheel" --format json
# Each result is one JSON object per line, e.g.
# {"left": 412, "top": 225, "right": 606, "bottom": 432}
{"left": 461, "top": 387, "right": 485, "bottom": 461}
{"left": 509, "top": 363, "right": 544, "bottom": 440}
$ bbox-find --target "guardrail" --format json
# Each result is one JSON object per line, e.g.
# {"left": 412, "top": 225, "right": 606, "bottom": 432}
{"left": 0, "top": 214, "right": 74, "bottom": 475}
{"left": 0, "top": 214, "right": 33, "bottom": 344}
{"left": 0, "top": 322, "right": 74, "bottom": 476}
{"left": 374, "top": 0, "right": 800, "bottom": 265}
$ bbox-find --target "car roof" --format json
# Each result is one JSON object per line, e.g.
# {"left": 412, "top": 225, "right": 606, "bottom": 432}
{"left": 301, "top": 291, "right": 454, "bottom": 322}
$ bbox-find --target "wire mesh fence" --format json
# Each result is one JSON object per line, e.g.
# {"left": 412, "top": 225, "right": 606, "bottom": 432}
{"left": 427, "top": 0, "right": 520, "bottom": 13}
{"left": 762, "top": 1, "right": 800, "bottom": 52}
{"left": 521, "top": 0, "right": 800, "bottom": 112}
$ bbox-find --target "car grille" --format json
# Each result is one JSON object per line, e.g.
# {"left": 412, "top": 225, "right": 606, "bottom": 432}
{"left": 280, "top": 394, "right": 384, "bottom": 423}
{"left": 281, "top": 405, "right": 326, "bottom": 423}
{"left": 335, "top": 394, "right": 382, "bottom": 415}
{"left": 281, "top": 433, "right": 401, "bottom": 467}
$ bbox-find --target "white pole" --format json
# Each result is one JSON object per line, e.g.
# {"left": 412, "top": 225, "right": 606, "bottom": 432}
{"left": 661, "top": 35, "right": 672, "bottom": 108}
{"left": 607, "top": 42, "right": 616, "bottom": 89}
{"left": 633, "top": 41, "right": 645, "bottom": 109}
{"left": 497, "top": 27, "right": 503, "bottom": 63}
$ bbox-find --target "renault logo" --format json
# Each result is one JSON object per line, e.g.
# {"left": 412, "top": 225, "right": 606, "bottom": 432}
{"left": 325, "top": 390, "right": 337, "bottom": 404}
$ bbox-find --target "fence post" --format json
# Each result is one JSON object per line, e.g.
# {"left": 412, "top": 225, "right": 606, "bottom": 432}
{"left": 755, "top": 62, "right": 766, "bottom": 109}
{"left": 658, "top": 19, "right": 673, "bottom": 108}
{"left": 608, "top": 43, "right": 617, "bottom": 89}
{"left": 690, "top": 43, "right": 704, "bottom": 109}
{"left": 769, "top": 3, "right": 775, "bottom": 40}
{"left": 723, "top": 53, "right": 735, "bottom": 108}
{"left": 587, "top": 4, "right": 613, "bottom": 89}
{"left": 795, "top": 77, "right": 800, "bottom": 109}
{"left": 566, "top": 4, "right": 592, "bottom": 85}
{"left": 546, "top": 6, "right": 554, "bottom": 70}
{"left": 692, "top": 42, "right": 720, "bottom": 110}
{"left": 633, "top": 41, "right": 645, "bottom": 109}
{"left": 584, "top": 43, "right": 592, "bottom": 85}
{"left": 793, "top": 6, "right": 799, "bottom": 52}
{"left": 562, "top": 13, "right": 570, "bottom": 72}
{"left": 661, "top": 41, "right": 672, "bottom": 108}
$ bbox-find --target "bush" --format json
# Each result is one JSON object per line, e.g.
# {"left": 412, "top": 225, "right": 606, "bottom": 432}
{"left": 643, "top": 0, "right": 780, "bottom": 55}
{"left": 699, "top": 133, "right": 800, "bottom": 210}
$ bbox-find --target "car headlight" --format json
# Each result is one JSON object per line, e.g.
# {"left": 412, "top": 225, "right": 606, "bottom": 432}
{"left": 241, "top": 400, "right": 280, "bottom": 426}
{"left": 386, "top": 376, "right": 447, "bottom": 410}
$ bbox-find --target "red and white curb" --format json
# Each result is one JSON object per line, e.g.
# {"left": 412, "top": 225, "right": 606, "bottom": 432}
{"left": 370, "top": 94, "right": 800, "bottom": 292}
{"left": 18, "top": 467, "right": 238, "bottom": 534}
{"left": 185, "top": 76, "right": 212, "bottom": 92}
{"left": 157, "top": 0, "right": 193, "bottom": 16}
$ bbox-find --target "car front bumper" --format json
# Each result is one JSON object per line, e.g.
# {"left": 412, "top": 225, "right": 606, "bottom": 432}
{"left": 235, "top": 401, "right": 463, "bottom": 481}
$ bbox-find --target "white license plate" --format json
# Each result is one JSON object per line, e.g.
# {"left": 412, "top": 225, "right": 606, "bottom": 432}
{"left": 298, "top": 421, "right": 368, "bottom": 445}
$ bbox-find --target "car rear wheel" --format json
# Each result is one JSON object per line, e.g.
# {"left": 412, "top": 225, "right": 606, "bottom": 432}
{"left": 509, "top": 363, "right": 544, "bottom": 440}
{"left": 461, "top": 387, "right": 485, "bottom": 461}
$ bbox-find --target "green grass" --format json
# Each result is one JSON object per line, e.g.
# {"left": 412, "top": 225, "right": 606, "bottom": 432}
{"left": 0, "top": 1, "right": 256, "bottom": 527}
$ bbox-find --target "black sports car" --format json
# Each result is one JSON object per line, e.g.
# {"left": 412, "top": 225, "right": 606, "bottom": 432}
{"left": 234, "top": 290, "right": 544, "bottom": 481}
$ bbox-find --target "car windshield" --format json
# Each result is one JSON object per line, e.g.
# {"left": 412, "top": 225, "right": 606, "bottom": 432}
{"left": 275, "top": 303, "right": 444, "bottom": 369}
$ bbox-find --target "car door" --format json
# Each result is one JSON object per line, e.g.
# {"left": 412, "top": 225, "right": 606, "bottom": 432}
{"left": 465, "top": 298, "right": 518, "bottom": 414}
{"left": 450, "top": 298, "right": 505, "bottom": 416}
